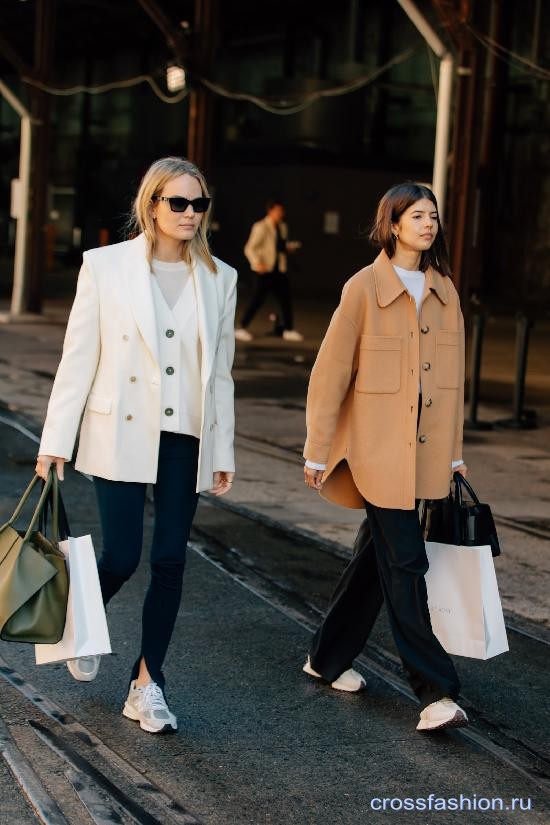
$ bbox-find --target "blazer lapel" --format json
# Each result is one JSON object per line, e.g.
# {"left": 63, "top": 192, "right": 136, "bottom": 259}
{"left": 193, "top": 256, "right": 219, "bottom": 386}
{"left": 125, "top": 234, "right": 159, "bottom": 367}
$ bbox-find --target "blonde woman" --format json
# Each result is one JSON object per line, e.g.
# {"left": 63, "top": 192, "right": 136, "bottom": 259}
{"left": 36, "top": 157, "right": 237, "bottom": 734}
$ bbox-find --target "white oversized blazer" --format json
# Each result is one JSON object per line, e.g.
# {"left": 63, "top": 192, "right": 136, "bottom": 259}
{"left": 39, "top": 233, "right": 238, "bottom": 492}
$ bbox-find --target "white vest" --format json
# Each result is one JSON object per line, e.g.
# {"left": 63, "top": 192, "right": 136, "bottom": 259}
{"left": 151, "top": 273, "right": 202, "bottom": 438}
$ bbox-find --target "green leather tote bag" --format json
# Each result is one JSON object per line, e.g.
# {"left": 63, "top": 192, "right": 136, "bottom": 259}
{"left": 0, "top": 470, "right": 69, "bottom": 643}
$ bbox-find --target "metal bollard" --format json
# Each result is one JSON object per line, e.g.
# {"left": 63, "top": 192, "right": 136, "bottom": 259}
{"left": 495, "top": 313, "right": 538, "bottom": 430}
{"left": 465, "top": 313, "right": 493, "bottom": 430}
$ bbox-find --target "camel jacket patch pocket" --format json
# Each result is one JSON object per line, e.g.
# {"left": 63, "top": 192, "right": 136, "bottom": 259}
{"left": 435, "top": 330, "right": 460, "bottom": 389}
{"left": 356, "top": 335, "right": 402, "bottom": 394}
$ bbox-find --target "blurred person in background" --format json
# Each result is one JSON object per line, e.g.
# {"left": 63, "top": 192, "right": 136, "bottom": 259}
{"left": 235, "top": 198, "right": 303, "bottom": 342}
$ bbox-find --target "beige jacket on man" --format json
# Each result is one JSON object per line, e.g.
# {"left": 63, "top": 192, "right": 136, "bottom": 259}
{"left": 304, "top": 250, "right": 465, "bottom": 510}
{"left": 244, "top": 217, "right": 288, "bottom": 273}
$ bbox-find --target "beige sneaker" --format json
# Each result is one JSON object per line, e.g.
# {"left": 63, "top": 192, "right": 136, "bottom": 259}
{"left": 416, "top": 697, "right": 468, "bottom": 732}
{"left": 66, "top": 655, "right": 101, "bottom": 682}
{"left": 122, "top": 680, "right": 177, "bottom": 734}
{"left": 235, "top": 328, "right": 253, "bottom": 342}
{"left": 303, "top": 656, "right": 365, "bottom": 692}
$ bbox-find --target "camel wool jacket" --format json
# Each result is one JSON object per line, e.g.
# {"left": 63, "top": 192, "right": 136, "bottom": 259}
{"left": 303, "top": 250, "right": 465, "bottom": 510}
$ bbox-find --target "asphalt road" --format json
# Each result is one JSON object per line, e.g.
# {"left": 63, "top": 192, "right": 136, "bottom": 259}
{"left": 1, "top": 412, "right": 550, "bottom": 824}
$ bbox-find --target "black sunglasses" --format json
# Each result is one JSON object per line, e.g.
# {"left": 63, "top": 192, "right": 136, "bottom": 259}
{"left": 152, "top": 195, "right": 211, "bottom": 213}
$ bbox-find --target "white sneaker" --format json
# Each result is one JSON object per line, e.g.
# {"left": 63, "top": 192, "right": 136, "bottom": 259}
{"left": 122, "top": 680, "right": 177, "bottom": 734}
{"left": 282, "top": 329, "right": 304, "bottom": 342}
{"left": 235, "top": 328, "right": 253, "bottom": 342}
{"left": 303, "top": 657, "right": 365, "bottom": 693}
{"left": 416, "top": 697, "right": 468, "bottom": 732}
{"left": 66, "top": 655, "right": 101, "bottom": 682}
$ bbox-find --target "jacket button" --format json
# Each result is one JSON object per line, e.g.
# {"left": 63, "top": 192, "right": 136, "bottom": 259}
{"left": 165, "top": 407, "right": 174, "bottom": 416}
{"left": 419, "top": 434, "right": 427, "bottom": 443}
{"left": 166, "top": 329, "right": 175, "bottom": 338}
{"left": 166, "top": 366, "right": 174, "bottom": 375}
{"left": 422, "top": 362, "right": 431, "bottom": 371}
{"left": 425, "top": 398, "right": 433, "bottom": 407}
{"left": 129, "top": 376, "right": 137, "bottom": 383}
{"left": 421, "top": 325, "right": 430, "bottom": 334}
{"left": 122, "top": 334, "right": 129, "bottom": 341}
{"left": 125, "top": 414, "right": 133, "bottom": 421}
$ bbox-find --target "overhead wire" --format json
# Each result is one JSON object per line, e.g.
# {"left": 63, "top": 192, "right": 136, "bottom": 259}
{"left": 19, "top": 43, "right": 420, "bottom": 114}
{"left": 21, "top": 74, "right": 189, "bottom": 104}
{"left": 199, "top": 45, "right": 419, "bottom": 115}
{"left": 465, "top": 23, "right": 550, "bottom": 82}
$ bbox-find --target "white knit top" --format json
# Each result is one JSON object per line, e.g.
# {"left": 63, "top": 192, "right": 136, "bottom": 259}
{"left": 150, "top": 259, "right": 202, "bottom": 438}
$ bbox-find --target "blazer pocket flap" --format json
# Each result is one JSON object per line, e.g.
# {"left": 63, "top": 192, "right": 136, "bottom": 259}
{"left": 360, "top": 335, "right": 402, "bottom": 351}
{"left": 87, "top": 393, "right": 112, "bottom": 414}
{"left": 436, "top": 330, "right": 459, "bottom": 347}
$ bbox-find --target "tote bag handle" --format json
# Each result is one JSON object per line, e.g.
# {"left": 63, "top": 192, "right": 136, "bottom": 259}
{"left": 453, "top": 471, "right": 480, "bottom": 507}
{"left": 0, "top": 472, "right": 55, "bottom": 543}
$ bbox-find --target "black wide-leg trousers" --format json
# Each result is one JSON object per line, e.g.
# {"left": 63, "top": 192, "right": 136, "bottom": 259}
{"left": 309, "top": 504, "right": 460, "bottom": 710}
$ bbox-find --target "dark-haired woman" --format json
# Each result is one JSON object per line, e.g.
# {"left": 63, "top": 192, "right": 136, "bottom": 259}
{"left": 302, "top": 183, "right": 468, "bottom": 732}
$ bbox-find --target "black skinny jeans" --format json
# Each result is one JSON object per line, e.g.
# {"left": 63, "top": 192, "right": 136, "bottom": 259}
{"left": 309, "top": 508, "right": 460, "bottom": 710}
{"left": 94, "top": 432, "right": 200, "bottom": 695}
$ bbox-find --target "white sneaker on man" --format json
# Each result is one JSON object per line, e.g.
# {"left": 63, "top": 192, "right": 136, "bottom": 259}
{"left": 303, "top": 656, "right": 365, "bottom": 692}
{"left": 235, "top": 328, "right": 253, "bottom": 342}
{"left": 282, "top": 329, "right": 304, "bottom": 342}
{"left": 66, "top": 655, "right": 101, "bottom": 682}
{"left": 416, "top": 697, "right": 468, "bottom": 732}
{"left": 122, "top": 680, "right": 177, "bottom": 734}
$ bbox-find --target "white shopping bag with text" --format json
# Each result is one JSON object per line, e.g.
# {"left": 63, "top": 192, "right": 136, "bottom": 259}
{"left": 425, "top": 541, "right": 509, "bottom": 660}
{"left": 35, "top": 534, "right": 111, "bottom": 665}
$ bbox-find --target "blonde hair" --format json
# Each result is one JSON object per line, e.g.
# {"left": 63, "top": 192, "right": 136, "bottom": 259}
{"left": 128, "top": 156, "right": 217, "bottom": 273}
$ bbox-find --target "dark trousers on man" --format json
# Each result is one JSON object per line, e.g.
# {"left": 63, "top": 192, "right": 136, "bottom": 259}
{"left": 240, "top": 269, "right": 294, "bottom": 331}
{"left": 309, "top": 503, "right": 460, "bottom": 710}
{"left": 93, "top": 432, "right": 200, "bottom": 695}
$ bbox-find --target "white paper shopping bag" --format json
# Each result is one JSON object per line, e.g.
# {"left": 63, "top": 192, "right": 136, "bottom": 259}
{"left": 35, "top": 534, "right": 111, "bottom": 665}
{"left": 424, "top": 541, "right": 509, "bottom": 660}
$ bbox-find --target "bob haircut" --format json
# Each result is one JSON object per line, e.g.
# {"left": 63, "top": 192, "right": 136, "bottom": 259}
{"left": 369, "top": 182, "right": 452, "bottom": 277}
{"left": 128, "top": 156, "right": 217, "bottom": 273}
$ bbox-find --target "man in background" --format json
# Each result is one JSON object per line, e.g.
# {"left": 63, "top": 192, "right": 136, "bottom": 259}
{"left": 235, "top": 199, "right": 303, "bottom": 342}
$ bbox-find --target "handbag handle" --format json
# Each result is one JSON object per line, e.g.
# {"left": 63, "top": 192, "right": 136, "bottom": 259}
{"left": 39, "top": 473, "right": 71, "bottom": 541}
{"left": 453, "top": 472, "right": 480, "bottom": 507}
{"left": 0, "top": 472, "right": 55, "bottom": 543}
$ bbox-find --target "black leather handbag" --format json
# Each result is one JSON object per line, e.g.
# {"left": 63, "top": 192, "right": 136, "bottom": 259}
{"left": 421, "top": 472, "right": 501, "bottom": 558}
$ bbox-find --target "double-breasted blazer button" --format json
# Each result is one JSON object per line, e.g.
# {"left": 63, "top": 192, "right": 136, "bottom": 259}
{"left": 129, "top": 376, "right": 137, "bottom": 383}
{"left": 125, "top": 414, "right": 133, "bottom": 421}
{"left": 425, "top": 398, "right": 433, "bottom": 407}
{"left": 421, "top": 325, "right": 430, "bottom": 334}
{"left": 419, "top": 434, "right": 427, "bottom": 443}
{"left": 122, "top": 334, "right": 129, "bottom": 341}
{"left": 165, "top": 366, "right": 174, "bottom": 375}
{"left": 165, "top": 407, "right": 174, "bottom": 416}
{"left": 166, "top": 329, "right": 175, "bottom": 338}
{"left": 422, "top": 362, "right": 431, "bottom": 371}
